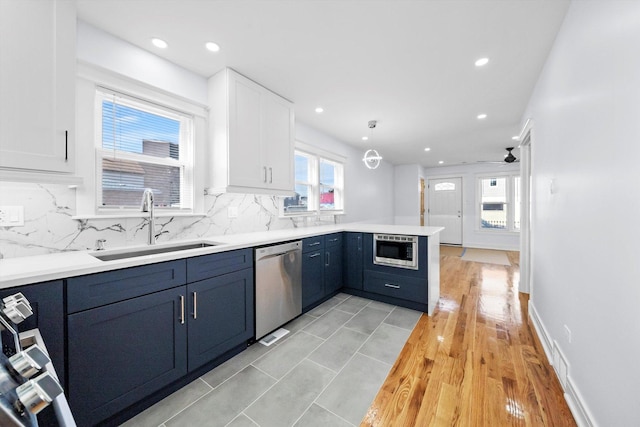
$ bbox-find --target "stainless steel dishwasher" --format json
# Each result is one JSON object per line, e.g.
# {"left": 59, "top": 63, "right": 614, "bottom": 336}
{"left": 254, "top": 241, "right": 302, "bottom": 341}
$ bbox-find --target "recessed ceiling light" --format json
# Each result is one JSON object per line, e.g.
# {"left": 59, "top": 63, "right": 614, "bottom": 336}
{"left": 475, "top": 57, "right": 489, "bottom": 67}
{"left": 424, "top": 148, "right": 431, "bottom": 152}
{"left": 512, "top": 135, "right": 520, "bottom": 140}
{"left": 438, "top": 160, "right": 444, "bottom": 164}
{"left": 362, "top": 136, "right": 368, "bottom": 141}
{"left": 315, "top": 107, "right": 324, "bottom": 113}
{"left": 205, "top": 42, "right": 220, "bottom": 52}
{"left": 477, "top": 114, "right": 487, "bottom": 119}
{"left": 151, "top": 38, "right": 168, "bottom": 49}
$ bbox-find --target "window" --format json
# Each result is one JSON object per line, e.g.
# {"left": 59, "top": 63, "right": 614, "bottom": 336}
{"left": 96, "top": 89, "right": 194, "bottom": 212}
{"left": 478, "top": 175, "right": 520, "bottom": 231}
{"left": 282, "top": 146, "right": 344, "bottom": 215}
{"left": 434, "top": 182, "right": 456, "bottom": 191}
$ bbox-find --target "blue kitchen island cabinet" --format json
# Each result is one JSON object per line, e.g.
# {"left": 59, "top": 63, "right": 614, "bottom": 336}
{"left": 66, "top": 249, "right": 254, "bottom": 427}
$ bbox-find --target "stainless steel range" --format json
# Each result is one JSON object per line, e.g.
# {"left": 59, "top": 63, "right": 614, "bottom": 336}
{"left": 0, "top": 292, "right": 74, "bottom": 427}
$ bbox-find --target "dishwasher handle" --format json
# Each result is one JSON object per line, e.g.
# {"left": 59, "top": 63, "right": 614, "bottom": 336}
{"left": 255, "top": 241, "right": 302, "bottom": 262}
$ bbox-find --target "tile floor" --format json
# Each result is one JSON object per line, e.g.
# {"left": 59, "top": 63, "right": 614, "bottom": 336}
{"left": 121, "top": 293, "right": 422, "bottom": 427}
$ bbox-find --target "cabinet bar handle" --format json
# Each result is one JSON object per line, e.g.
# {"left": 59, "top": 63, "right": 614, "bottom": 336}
{"left": 309, "top": 252, "right": 321, "bottom": 258}
{"left": 65, "top": 130, "right": 68, "bottom": 161}
{"left": 263, "top": 166, "right": 267, "bottom": 183}
{"left": 326, "top": 252, "right": 330, "bottom": 266}
{"left": 329, "top": 238, "right": 338, "bottom": 242}
{"left": 384, "top": 283, "right": 400, "bottom": 289}
{"left": 309, "top": 242, "right": 321, "bottom": 247}
{"left": 357, "top": 236, "right": 362, "bottom": 251}
{"left": 269, "top": 167, "right": 273, "bottom": 183}
{"left": 180, "top": 295, "right": 185, "bottom": 324}
{"left": 193, "top": 292, "right": 197, "bottom": 319}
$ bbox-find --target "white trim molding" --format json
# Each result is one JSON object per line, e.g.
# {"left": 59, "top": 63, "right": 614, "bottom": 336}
{"left": 529, "top": 301, "right": 597, "bottom": 427}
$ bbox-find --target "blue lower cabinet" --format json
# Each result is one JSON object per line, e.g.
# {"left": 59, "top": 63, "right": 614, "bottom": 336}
{"left": 344, "top": 232, "right": 363, "bottom": 290}
{"left": 187, "top": 268, "right": 254, "bottom": 371}
{"left": 302, "top": 249, "right": 324, "bottom": 309}
{"left": 67, "top": 286, "right": 188, "bottom": 427}
{"left": 324, "top": 244, "right": 343, "bottom": 294}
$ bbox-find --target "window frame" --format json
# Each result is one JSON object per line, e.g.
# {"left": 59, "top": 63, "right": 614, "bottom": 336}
{"left": 94, "top": 87, "right": 195, "bottom": 215}
{"left": 476, "top": 173, "right": 520, "bottom": 233}
{"left": 281, "top": 142, "right": 345, "bottom": 217}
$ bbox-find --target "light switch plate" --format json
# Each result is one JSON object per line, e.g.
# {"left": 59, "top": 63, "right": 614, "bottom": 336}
{"left": 0, "top": 206, "right": 25, "bottom": 227}
{"left": 227, "top": 206, "right": 239, "bottom": 218}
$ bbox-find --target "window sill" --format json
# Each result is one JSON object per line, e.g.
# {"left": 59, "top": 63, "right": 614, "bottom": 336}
{"left": 72, "top": 212, "right": 206, "bottom": 220}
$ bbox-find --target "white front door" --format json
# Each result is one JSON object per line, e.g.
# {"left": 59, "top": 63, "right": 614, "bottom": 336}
{"left": 428, "top": 177, "right": 462, "bottom": 245}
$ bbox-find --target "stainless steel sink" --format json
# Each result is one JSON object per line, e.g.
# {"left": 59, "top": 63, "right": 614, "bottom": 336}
{"left": 92, "top": 242, "right": 218, "bottom": 261}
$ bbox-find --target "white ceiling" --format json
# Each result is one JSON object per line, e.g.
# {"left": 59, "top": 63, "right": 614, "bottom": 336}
{"left": 76, "top": 0, "right": 570, "bottom": 168}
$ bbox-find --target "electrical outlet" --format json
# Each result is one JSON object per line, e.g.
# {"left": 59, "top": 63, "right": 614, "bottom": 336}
{"left": 564, "top": 324, "right": 572, "bottom": 343}
{"left": 227, "top": 206, "right": 239, "bottom": 218}
{"left": 0, "top": 206, "right": 24, "bottom": 227}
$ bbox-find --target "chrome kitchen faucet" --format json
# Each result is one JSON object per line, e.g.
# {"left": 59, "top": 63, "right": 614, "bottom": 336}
{"left": 141, "top": 188, "right": 156, "bottom": 245}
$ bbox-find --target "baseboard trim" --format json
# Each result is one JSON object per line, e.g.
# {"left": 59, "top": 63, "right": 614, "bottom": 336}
{"left": 528, "top": 301, "right": 597, "bottom": 427}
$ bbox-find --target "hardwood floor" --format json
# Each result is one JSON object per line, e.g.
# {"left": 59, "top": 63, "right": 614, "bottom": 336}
{"left": 361, "top": 249, "right": 576, "bottom": 426}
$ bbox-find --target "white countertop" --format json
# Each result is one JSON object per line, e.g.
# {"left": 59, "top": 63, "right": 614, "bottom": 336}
{"left": 0, "top": 223, "right": 442, "bottom": 289}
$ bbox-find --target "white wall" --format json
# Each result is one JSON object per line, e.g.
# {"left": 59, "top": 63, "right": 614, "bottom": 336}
{"left": 423, "top": 162, "right": 520, "bottom": 250}
{"left": 393, "top": 164, "right": 422, "bottom": 225}
{"left": 523, "top": 1, "right": 640, "bottom": 425}
{"left": 295, "top": 123, "right": 394, "bottom": 225}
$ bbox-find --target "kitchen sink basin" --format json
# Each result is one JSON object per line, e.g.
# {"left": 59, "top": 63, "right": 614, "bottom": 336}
{"left": 92, "top": 242, "right": 218, "bottom": 261}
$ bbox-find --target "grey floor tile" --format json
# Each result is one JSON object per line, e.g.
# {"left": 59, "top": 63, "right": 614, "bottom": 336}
{"left": 303, "top": 309, "right": 353, "bottom": 339}
{"left": 165, "top": 366, "right": 275, "bottom": 427}
{"left": 358, "top": 323, "right": 412, "bottom": 365}
{"left": 365, "top": 300, "right": 395, "bottom": 313}
{"left": 245, "top": 359, "right": 335, "bottom": 427}
{"left": 227, "top": 414, "right": 259, "bottom": 427}
{"left": 334, "top": 296, "right": 370, "bottom": 314}
{"left": 272, "top": 314, "right": 318, "bottom": 346}
{"left": 294, "top": 403, "right": 355, "bottom": 427}
{"left": 306, "top": 296, "right": 342, "bottom": 317}
{"left": 252, "top": 331, "right": 324, "bottom": 379}
{"left": 343, "top": 306, "right": 390, "bottom": 335}
{"left": 201, "top": 343, "right": 274, "bottom": 388}
{"left": 384, "top": 306, "right": 423, "bottom": 330}
{"left": 121, "top": 379, "right": 212, "bottom": 427}
{"left": 308, "top": 327, "right": 369, "bottom": 372}
{"left": 333, "top": 292, "right": 350, "bottom": 301}
{"left": 316, "top": 353, "right": 392, "bottom": 425}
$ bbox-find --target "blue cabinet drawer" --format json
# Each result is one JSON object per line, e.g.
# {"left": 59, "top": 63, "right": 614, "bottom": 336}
{"left": 363, "top": 271, "right": 427, "bottom": 303}
{"left": 302, "top": 236, "right": 324, "bottom": 253}
{"left": 187, "top": 248, "right": 253, "bottom": 283}
{"left": 325, "top": 233, "right": 343, "bottom": 248}
{"left": 67, "top": 260, "right": 186, "bottom": 313}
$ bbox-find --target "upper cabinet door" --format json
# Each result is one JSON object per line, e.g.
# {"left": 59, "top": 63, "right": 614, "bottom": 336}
{"left": 0, "top": 0, "right": 76, "bottom": 174}
{"left": 208, "top": 68, "right": 294, "bottom": 195}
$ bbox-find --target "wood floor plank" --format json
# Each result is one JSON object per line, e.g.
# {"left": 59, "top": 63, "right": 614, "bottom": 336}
{"left": 360, "top": 246, "right": 576, "bottom": 427}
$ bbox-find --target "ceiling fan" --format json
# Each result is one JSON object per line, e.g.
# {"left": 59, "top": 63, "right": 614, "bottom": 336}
{"left": 477, "top": 147, "right": 519, "bottom": 165}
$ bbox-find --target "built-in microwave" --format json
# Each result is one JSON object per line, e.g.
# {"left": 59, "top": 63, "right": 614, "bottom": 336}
{"left": 373, "top": 234, "right": 418, "bottom": 270}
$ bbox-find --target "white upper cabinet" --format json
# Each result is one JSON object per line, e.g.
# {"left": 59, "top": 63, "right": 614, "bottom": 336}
{"left": 208, "top": 68, "right": 294, "bottom": 195}
{"left": 0, "top": 0, "right": 76, "bottom": 175}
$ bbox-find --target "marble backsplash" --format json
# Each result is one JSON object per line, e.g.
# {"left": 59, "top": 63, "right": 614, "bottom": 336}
{"left": 0, "top": 182, "right": 332, "bottom": 259}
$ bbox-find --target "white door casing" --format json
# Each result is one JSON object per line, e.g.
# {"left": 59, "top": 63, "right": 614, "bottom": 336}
{"left": 428, "top": 177, "right": 463, "bottom": 245}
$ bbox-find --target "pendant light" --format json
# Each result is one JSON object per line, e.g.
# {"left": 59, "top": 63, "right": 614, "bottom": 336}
{"left": 362, "top": 120, "right": 382, "bottom": 169}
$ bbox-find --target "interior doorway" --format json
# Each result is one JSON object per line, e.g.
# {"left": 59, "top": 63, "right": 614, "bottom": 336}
{"left": 428, "top": 177, "right": 462, "bottom": 245}
{"left": 519, "top": 121, "right": 533, "bottom": 294}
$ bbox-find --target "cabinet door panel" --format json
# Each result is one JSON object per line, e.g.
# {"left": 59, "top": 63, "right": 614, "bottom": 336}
{"left": 228, "top": 75, "right": 263, "bottom": 188}
{"left": 0, "top": 0, "right": 75, "bottom": 173}
{"left": 302, "top": 250, "right": 324, "bottom": 309}
{"left": 344, "top": 233, "right": 363, "bottom": 290}
{"left": 67, "top": 287, "right": 187, "bottom": 426}
{"left": 325, "top": 245, "right": 343, "bottom": 295}
{"left": 363, "top": 271, "right": 427, "bottom": 303}
{"left": 187, "top": 268, "right": 254, "bottom": 371}
{"left": 263, "top": 93, "right": 294, "bottom": 191}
